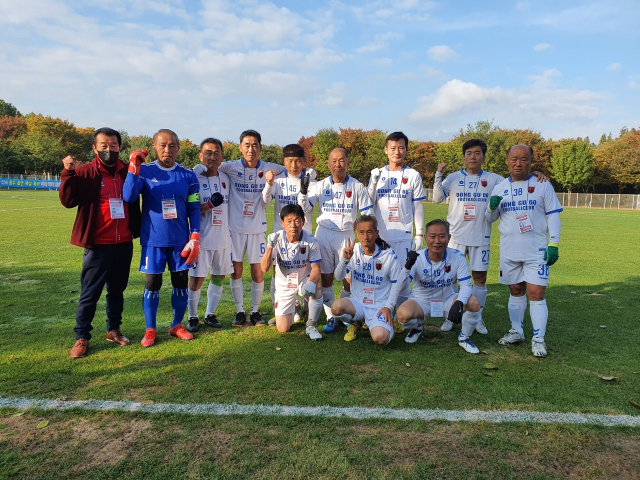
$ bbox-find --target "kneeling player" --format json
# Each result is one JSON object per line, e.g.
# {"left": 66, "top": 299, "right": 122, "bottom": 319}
{"left": 396, "top": 219, "right": 482, "bottom": 354}
{"left": 331, "top": 215, "right": 402, "bottom": 345}
{"left": 260, "top": 204, "right": 324, "bottom": 340}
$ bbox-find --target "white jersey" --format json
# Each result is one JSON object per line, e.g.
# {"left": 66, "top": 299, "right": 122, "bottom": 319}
{"left": 307, "top": 175, "right": 372, "bottom": 231}
{"left": 343, "top": 244, "right": 401, "bottom": 310}
{"left": 408, "top": 248, "right": 472, "bottom": 303}
{"left": 195, "top": 171, "right": 231, "bottom": 250}
{"left": 219, "top": 159, "right": 286, "bottom": 234}
{"left": 434, "top": 169, "right": 503, "bottom": 247}
{"left": 272, "top": 230, "right": 321, "bottom": 288}
{"left": 490, "top": 175, "right": 563, "bottom": 262}
{"left": 268, "top": 171, "right": 315, "bottom": 234}
{"left": 370, "top": 165, "right": 426, "bottom": 242}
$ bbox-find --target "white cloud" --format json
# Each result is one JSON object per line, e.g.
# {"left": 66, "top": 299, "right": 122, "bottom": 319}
{"left": 606, "top": 63, "right": 622, "bottom": 71}
{"left": 427, "top": 45, "right": 459, "bottom": 62}
{"left": 372, "top": 58, "right": 393, "bottom": 67}
{"left": 316, "top": 82, "right": 347, "bottom": 107}
{"left": 534, "top": 43, "right": 551, "bottom": 51}
{"left": 356, "top": 32, "right": 403, "bottom": 53}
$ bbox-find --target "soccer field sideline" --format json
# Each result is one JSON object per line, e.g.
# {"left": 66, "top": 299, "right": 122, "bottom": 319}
{"left": 3, "top": 395, "right": 640, "bottom": 427}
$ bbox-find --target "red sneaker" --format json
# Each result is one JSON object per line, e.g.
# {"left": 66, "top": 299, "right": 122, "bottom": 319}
{"left": 169, "top": 324, "right": 193, "bottom": 340}
{"left": 140, "top": 328, "right": 157, "bottom": 348}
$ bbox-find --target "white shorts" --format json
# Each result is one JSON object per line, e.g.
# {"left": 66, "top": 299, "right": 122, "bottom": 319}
{"left": 315, "top": 226, "right": 354, "bottom": 275}
{"left": 499, "top": 254, "right": 549, "bottom": 286}
{"left": 408, "top": 293, "right": 456, "bottom": 320}
{"left": 388, "top": 239, "right": 411, "bottom": 266}
{"left": 448, "top": 240, "right": 490, "bottom": 272}
{"left": 189, "top": 247, "right": 233, "bottom": 278}
{"left": 352, "top": 301, "right": 394, "bottom": 342}
{"left": 274, "top": 277, "right": 310, "bottom": 316}
{"left": 230, "top": 232, "right": 266, "bottom": 265}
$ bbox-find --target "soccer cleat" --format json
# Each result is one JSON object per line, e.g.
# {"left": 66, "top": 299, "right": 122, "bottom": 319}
{"left": 440, "top": 319, "right": 453, "bottom": 332}
{"left": 498, "top": 329, "right": 525, "bottom": 345}
{"left": 140, "top": 328, "right": 156, "bottom": 348}
{"left": 362, "top": 323, "right": 369, "bottom": 331}
{"left": 204, "top": 314, "right": 222, "bottom": 329}
{"left": 70, "top": 339, "right": 89, "bottom": 358}
{"left": 393, "top": 318, "right": 404, "bottom": 333}
{"left": 306, "top": 325, "right": 322, "bottom": 341}
{"left": 531, "top": 336, "right": 547, "bottom": 358}
{"left": 324, "top": 317, "right": 336, "bottom": 333}
{"left": 405, "top": 324, "right": 423, "bottom": 344}
{"left": 232, "top": 312, "right": 246, "bottom": 327}
{"left": 458, "top": 336, "right": 480, "bottom": 354}
{"left": 268, "top": 317, "right": 276, "bottom": 327}
{"left": 169, "top": 324, "right": 193, "bottom": 340}
{"left": 475, "top": 318, "right": 488, "bottom": 335}
{"left": 186, "top": 316, "right": 200, "bottom": 333}
{"left": 344, "top": 324, "right": 360, "bottom": 342}
{"left": 250, "top": 311, "right": 266, "bottom": 327}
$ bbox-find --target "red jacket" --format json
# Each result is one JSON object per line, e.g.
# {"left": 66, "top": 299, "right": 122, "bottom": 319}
{"left": 59, "top": 157, "right": 141, "bottom": 248}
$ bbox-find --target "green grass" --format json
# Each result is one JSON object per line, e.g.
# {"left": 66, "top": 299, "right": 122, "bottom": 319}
{"left": 1, "top": 190, "right": 639, "bottom": 479}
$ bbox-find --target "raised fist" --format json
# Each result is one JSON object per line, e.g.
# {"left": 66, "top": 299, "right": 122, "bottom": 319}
{"left": 208, "top": 192, "right": 224, "bottom": 209}
{"left": 62, "top": 155, "right": 76, "bottom": 171}
{"left": 300, "top": 173, "right": 310, "bottom": 195}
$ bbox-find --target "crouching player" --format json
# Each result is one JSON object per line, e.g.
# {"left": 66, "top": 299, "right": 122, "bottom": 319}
{"left": 331, "top": 215, "right": 402, "bottom": 345}
{"left": 396, "top": 219, "right": 482, "bottom": 354}
{"left": 260, "top": 204, "right": 324, "bottom": 340}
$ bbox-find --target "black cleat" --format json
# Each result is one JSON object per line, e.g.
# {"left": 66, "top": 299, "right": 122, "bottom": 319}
{"left": 250, "top": 311, "right": 266, "bottom": 327}
{"left": 186, "top": 316, "right": 200, "bottom": 333}
{"left": 204, "top": 314, "right": 222, "bottom": 329}
{"left": 232, "top": 312, "right": 246, "bottom": 327}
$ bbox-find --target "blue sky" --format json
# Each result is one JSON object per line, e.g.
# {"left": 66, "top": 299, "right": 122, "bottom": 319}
{"left": 1, "top": 0, "right": 639, "bottom": 145}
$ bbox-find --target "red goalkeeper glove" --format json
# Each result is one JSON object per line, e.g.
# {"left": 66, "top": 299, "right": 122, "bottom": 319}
{"left": 128, "top": 149, "right": 149, "bottom": 175}
{"left": 180, "top": 233, "right": 200, "bottom": 266}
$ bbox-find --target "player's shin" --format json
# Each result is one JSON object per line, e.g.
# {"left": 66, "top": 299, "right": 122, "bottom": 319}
{"left": 401, "top": 318, "right": 420, "bottom": 329}
{"left": 322, "top": 286, "right": 335, "bottom": 318}
{"left": 472, "top": 285, "right": 488, "bottom": 316}
{"left": 529, "top": 299, "right": 548, "bottom": 339}
{"left": 230, "top": 278, "right": 244, "bottom": 312}
{"left": 143, "top": 289, "right": 160, "bottom": 329}
{"left": 307, "top": 297, "right": 323, "bottom": 327}
{"left": 187, "top": 288, "right": 201, "bottom": 318}
{"left": 461, "top": 311, "right": 480, "bottom": 338}
{"left": 171, "top": 287, "right": 189, "bottom": 327}
{"left": 206, "top": 280, "right": 223, "bottom": 316}
{"left": 270, "top": 277, "right": 275, "bottom": 304}
{"left": 508, "top": 295, "right": 527, "bottom": 335}
{"left": 340, "top": 288, "right": 351, "bottom": 299}
{"left": 251, "top": 281, "right": 264, "bottom": 313}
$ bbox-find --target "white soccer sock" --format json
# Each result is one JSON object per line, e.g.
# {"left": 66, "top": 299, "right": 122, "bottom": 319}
{"left": 322, "top": 286, "right": 335, "bottom": 319}
{"left": 473, "top": 285, "right": 488, "bottom": 318}
{"left": 206, "top": 282, "right": 223, "bottom": 316}
{"left": 340, "top": 288, "right": 350, "bottom": 299}
{"left": 270, "top": 276, "right": 275, "bottom": 304}
{"left": 334, "top": 313, "right": 353, "bottom": 322}
{"left": 402, "top": 318, "right": 420, "bottom": 330}
{"left": 251, "top": 280, "right": 264, "bottom": 313}
{"left": 230, "top": 278, "right": 244, "bottom": 312}
{"left": 461, "top": 311, "right": 480, "bottom": 338}
{"left": 187, "top": 288, "right": 201, "bottom": 318}
{"left": 307, "top": 297, "right": 323, "bottom": 327}
{"left": 508, "top": 295, "right": 527, "bottom": 335}
{"left": 529, "top": 299, "right": 548, "bottom": 339}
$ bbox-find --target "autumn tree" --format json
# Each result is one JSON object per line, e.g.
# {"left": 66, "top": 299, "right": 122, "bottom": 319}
{"left": 593, "top": 128, "right": 640, "bottom": 191}
{"left": 550, "top": 139, "right": 594, "bottom": 193}
{"left": 0, "top": 99, "right": 21, "bottom": 117}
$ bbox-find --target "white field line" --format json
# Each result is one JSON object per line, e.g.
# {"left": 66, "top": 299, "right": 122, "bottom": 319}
{"left": 1, "top": 396, "right": 639, "bottom": 427}
{"left": 0, "top": 206, "right": 59, "bottom": 212}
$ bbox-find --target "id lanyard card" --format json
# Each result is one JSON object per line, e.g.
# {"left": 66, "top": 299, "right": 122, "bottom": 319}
{"left": 243, "top": 200, "right": 254, "bottom": 216}
{"left": 463, "top": 204, "right": 476, "bottom": 221}
{"left": 287, "top": 273, "right": 299, "bottom": 289}
{"left": 162, "top": 200, "right": 178, "bottom": 219}
{"left": 109, "top": 198, "right": 125, "bottom": 219}
{"left": 388, "top": 206, "right": 399, "bottom": 222}
{"left": 363, "top": 287, "right": 375, "bottom": 305}
{"left": 430, "top": 299, "right": 444, "bottom": 317}
{"left": 517, "top": 213, "right": 533, "bottom": 233}
{"left": 211, "top": 208, "right": 223, "bottom": 226}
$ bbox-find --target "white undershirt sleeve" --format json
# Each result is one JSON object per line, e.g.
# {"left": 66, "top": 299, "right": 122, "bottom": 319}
{"left": 433, "top": 172, "right": 446, "bottom": 204}
{"left": 413, "top": 200, "right": 424, "bottom": 235}
{"left": 547, "top": 212, "right": 561, "bottom": 244}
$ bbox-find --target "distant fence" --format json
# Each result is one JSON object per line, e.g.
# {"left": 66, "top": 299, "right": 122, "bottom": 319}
{"left": 0, "top": 174, "right": 61, "bottom": 190}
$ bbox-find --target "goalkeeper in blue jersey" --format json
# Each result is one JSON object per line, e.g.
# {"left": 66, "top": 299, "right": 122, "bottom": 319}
{"left": 123, "top": 129, "right": 201, "bottom": 347}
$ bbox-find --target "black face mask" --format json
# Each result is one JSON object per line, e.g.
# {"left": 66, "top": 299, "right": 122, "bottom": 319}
{"left": 97, "top": 150, "right": 119, "bottom": 166}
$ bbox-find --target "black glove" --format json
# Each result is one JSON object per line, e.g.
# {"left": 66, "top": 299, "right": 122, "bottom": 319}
{"left": 447, "top": 300, "right": 464, "bottom": 324}
{"left": 300, "top": 173, "right": 310, "bottom": 195}
{"left": 375, "top": 237, "right": 390, "bottom": 250}
{"left": 405, "top": 251, "right": 419, "bottom": 269}
{"left": 208, "top": 192, "right": 224, "bottom": 208}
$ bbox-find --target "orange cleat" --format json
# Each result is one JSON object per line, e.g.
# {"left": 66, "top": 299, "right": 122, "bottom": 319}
{"left": 140, "top": 328, "right": 157, "bottom": 348}
{"left": 169, "top": 324, "right": 193, "bottom": 340}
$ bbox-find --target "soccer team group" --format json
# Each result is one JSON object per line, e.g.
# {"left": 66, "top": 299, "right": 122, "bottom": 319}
{"left": 60, "top": 128, "right": 562, "bottom": 359}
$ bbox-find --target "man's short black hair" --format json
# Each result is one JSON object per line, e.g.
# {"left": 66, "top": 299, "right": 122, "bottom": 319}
{"left": 385, "top": 131, "right": 409, "bottom": 148}
{"left": 506, "top": 144, "right": 534, "bottom": 158}
{"left": 200, "top": 137, "right": 223, "bottom": 151}
{"left": 93, "top": 127, "right": 121, "bottom": 147}
{"left": 426, "top": 218, "right": 450, "bottom": 235}
{"left": 354, "top": 214, "right": 378, "bottom": 231}
{"left": 280, "top": 203, "right": 305, "bottom": 221}
{"left": 240, "top": 129, "right": 261, "bottom": 145}
{"left": 283, "top": 144, "right": 305, "bottom": 158}
{"left": 462, "top": 139, "right": 487, "bottom": 156}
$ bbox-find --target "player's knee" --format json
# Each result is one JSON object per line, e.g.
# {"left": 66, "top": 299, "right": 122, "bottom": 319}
{"left": 211, "top": 275, "right": 223, "bottom": 287}
{"left": 170, "top": 270, "right": 189, "bottom": 289}
{"left": 371, "top": 330, "right": 390, "bottom": 346}
{"left": 396, "top": 306, "right": 410, "bottom": 323}
{"left": 467, "top": 296, "right": 481, "bottom": 312}
{"left": 145, "top": 273, "right": 163, "bottom": 291}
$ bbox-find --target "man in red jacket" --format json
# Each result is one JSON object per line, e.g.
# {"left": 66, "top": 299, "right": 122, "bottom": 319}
{"left": 59, "top": 127, "right": 141, "bottom": 358}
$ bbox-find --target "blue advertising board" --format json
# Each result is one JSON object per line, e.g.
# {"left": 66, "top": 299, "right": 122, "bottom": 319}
{"left": 0, "top": 179, "right": 61, "bottom": 189}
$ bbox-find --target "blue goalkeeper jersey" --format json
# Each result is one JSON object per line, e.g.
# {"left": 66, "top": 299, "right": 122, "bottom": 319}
{"left": 123, "top": 161, "right": 200, "bottom": 247}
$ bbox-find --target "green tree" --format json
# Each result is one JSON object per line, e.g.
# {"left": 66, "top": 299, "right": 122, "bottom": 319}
{"left": 310, "top": 128, "right": 340, "bottom": 178}
{"left": 177, "top": 138, "right": 200, "bottom": 168}
{"left": 0, "top": 99, "right": 22, "bottom": 117}
{"left": 260, "top": 144, "right": 283, "bottom": 165}
{"left": 550, "top": 139, "right": 594, "bottom": 193}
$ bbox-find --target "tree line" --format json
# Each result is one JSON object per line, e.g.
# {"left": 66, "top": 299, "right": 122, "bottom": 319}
{"left": 1, "top": 99, "right": 638, "bottom": 193}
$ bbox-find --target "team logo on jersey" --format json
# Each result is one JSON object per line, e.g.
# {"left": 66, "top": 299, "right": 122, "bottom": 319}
{"left": 459, "top": 181, "right": 464, "bottom": 185}
{"left": 281, "top": 248, "right": 286, "bottom": 253}
{"left": 481, "top": 180, "right": 487, "bottom": 187}
{"left": 222, "top": 182, "right": 226, "bottom": 189}
{"left": 444, "top": 265, "right": 451, "bottom": 273}
{"left": 203, "top": 183, "right": 209, "bottom": 190}
{"left": 381, "top": 177, "right": 386, "bottom": 182}
{"left": 281, "top": 183, "right": 285, "bottom": 188}
{"left": 237, "top": 172, "right": 242, "bottom": 177}
{"left": 356, "top": 259, "right": 361, "bottom": 266}
{"left": 375, "top": 262, "right": 382, "bottom": 271}
{"left": 258, "top": 172, "right": 264, "bottom": 178}
{"left": 346, "top": 191, "right": 352, "bottom": 198}
{"left": 300, "top": 246, "right": 306, "bottom": 254}
{"left": 326, "top": 189, "right": 331, "bottom": 195}
{"left": 402, "top": 177, "right": 408, "bottom": 184}
{"left": 503, "top": 189, "right": 509, "bottom": 195}
{"left": 275, "top": 301, "right": 278, "bottom": 308}
{"left": 528, "top": 186, "right": 535, "bottom": 193}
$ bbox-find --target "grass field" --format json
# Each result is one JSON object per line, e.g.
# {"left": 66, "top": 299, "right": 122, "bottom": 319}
{"left": 1, "top": 190, "right": 639, "bottom": 479}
